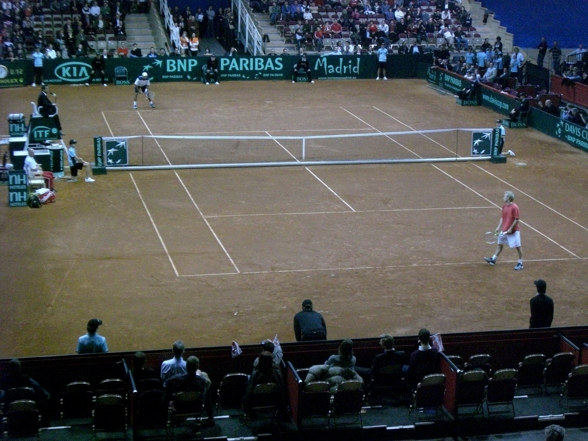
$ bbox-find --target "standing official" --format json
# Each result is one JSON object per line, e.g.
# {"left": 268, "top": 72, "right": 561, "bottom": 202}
{"left": 530, "top": 279, "right": 554, "bottom": 328}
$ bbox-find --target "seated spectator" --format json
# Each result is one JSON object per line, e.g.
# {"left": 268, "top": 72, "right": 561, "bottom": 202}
{"left": 293, "top": 298, "right": 326, "bottom": 341}
{"left": 355, "top": 334, "right": 406, "bottom": 384}
{"left": 132, "top": 351, "right": 159, "bottom": 381}
{"left": 325, "top": 338, "right": 356, "bottom": 368}
{"left": 117, "top": 41, "right": 129, "bottom": 57}
{"left": 161, "top": 340, "right": 187, "bottom": 387}
{"left": 146, "top": 46, "right": 157, "bottom": 58}
{"left": 509, "top": 96, "right": 531, "bottom": 122}
{"left": 129, "top": 42, "right": 143, "bottom": 58}
{"left": 253, "top": 337, "right": 283, "bottom": 371}
{"left": 538, "top": 99, "right": 559, "bottom": 117}
{"left": 242, "top": 351, "right": 285, "bottom": 413}
{"left": 167, "top": 355, "right": 215, "bottom": 427}
{"left": 561, "top": 66, "right": 582, "bottom": 86}
{"left": 304, "top": 364, "right": 363, "bottom": 393}
{"left": 0, "top": 359, "right": 51, "bottom": 426}
{"left": 482, "top": 61, "right": 497, "bottom": 82}
{"left": 76, "top": 318, "right": 108, "bottom": 353}
{"left": 404, "top": 328, "right": 439, "bottom": 384}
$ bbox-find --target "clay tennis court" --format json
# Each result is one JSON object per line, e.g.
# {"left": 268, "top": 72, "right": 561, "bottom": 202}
{"left": 1, "top": 79, "right": 587, "bottom": 359}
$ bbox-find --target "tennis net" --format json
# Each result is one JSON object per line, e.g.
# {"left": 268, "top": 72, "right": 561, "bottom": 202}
{"left": 98, "top": 127, "right": 495, "bottom": 170}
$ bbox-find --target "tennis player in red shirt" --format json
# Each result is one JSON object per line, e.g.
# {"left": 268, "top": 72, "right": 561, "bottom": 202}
{"left": 484, "top": 191, "right": 524, "bottom": 270}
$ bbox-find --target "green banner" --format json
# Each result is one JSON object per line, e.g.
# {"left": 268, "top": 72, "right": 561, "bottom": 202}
{"left": 531, "top": 108, "right": 588, "bottom": 153}
{"left": 426, "top": 66, "right": 469, "bottom": 94}
{"left": 0, "top": 61, "right": 27, "bottom": 88}
{"left": 480, "top": 86, "right": 514, "bottom": 116}
{"left": 34, "top": 54, "right": 431, "bottom": 85}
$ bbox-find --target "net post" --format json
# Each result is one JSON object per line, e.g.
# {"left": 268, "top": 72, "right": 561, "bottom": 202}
{"left": 92, "top": 136, "right": 107, "bottom": 175}
{"left": 302, "top": 137, "right": 306, "bottom": 160}
{"left": 490, "top": 127, "right": 507, "bottom": 164}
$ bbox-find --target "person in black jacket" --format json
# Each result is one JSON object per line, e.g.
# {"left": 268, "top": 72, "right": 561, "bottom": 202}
{"left": 355, "top": 334, "right": 406, "bottom": 385}
{"left": 37, "top": 85, "right": 63, "bottom": 136}
{"left": 88, "top": 49, "right": 108, "bottom": 86}
{"left": 293, "top": 299, "right": 326, "bottom": 341}
{"left": 292, "top": 53, "right": 314, "bottom": 83}
{"left": 530, "top": 279, "right": 554, "bottom": 328}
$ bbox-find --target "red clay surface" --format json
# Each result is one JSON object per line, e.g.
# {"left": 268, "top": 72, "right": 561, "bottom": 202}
{"left": 0, "top": 80, "right": 587, "bottom": 358}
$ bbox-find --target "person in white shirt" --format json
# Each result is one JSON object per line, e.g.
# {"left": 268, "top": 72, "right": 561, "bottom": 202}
{"left": 89, "top": 1, "right": 100, "bottom": 17}
{"left": 161, "top": 340, "right": 187, "bottom": 387}
{"left": 24, "top": 148, "right": 43, "bottom": 179}
{"left": 482, "top": 61, "right": 497, "bottom": 82}
{"left": 44, "top": 43, "right": 57, "bottom": 59}
{"left": 133, "top": 72, "right": 154, "bottom": 109}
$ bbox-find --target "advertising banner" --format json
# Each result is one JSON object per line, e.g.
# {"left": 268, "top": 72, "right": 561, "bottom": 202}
{"left": 0, "top": 61, "right": 27, "bottom": 88}
{"left": 36, "top": 54, "right": 431, "bottom": 85}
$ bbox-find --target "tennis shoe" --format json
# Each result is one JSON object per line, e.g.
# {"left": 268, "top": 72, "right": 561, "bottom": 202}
{"left": 514, "top": 262, "right": 524, "bottom": 271}
{"left": 215, "top": 81, "right": 219, "bottom": 85}
{"left": 376, "top": 77, "right": 380, "bottom": 80}
{"left": 310, "top": 80, "right": 314, "bottom": 83}
{"left": 484, "top": 257, "right": 496, "bottom": 265}
{"left": 383, "top": 76, "right": 388, "bottom": 80}
{"left": 32, "top": 83, "right": 36, "bottom": 87}
{"left": 85, "top": 82, "right": 89, "bottom": 86}
{"left": 85, "top": 177, "right": 95, "bottom": 183}
{"left": 149, "top": 103, "right": 155, "bottom": 108}
{"left": 206, "top": 82, "right": 209, "bottom": 85}
{"left": 133, "top": 104, "right": 137, "bottom": 109}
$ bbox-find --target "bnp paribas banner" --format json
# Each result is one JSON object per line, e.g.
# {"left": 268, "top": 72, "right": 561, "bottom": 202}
{"left": 0, "top": 61, "right": 27, "bottom": 88}
{"left": 531, "top": 108, "right": 588, "bottom": 153}
{"left": 35, "top": 54, "right": 431, "bottom": 85}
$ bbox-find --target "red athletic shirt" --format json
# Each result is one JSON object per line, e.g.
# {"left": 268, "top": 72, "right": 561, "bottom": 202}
{"left": 502, "top": 203, "right": 520, "bottom": 233}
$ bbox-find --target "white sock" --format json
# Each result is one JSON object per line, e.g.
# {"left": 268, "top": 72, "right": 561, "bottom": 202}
{"left": 492, "top": 255, "right": 497, "bottom": 260}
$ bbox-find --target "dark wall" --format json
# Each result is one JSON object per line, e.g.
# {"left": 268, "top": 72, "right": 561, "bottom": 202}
{"left": 168, "top": 0, "right": 231, "bottom": 13}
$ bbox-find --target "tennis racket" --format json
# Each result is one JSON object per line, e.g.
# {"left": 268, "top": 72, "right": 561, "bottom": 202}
{"left": 484, "top": 231, "right": 501, "bottom": 244}
{"left": 144, "top": 90, "right": 155, "bottom": 100}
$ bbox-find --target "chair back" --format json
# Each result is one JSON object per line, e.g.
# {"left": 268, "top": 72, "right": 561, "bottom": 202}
{"left": 304, "top": 381, "right": 330, "bottom": 392}
{"left": 5, "top": 403, "right": 40, "bottom": 438}
{"left": 517, "top": 353, "right": 546, "bottom": 389}
{"left": 464, "top": 353, "right": 492, "bottom": 375}
{"left": 486, "top": 369, "right": 517, "bottom": 404}
{"left": 544, "top": 352, "right": 575, "bottom": 387}
{"left": 93, "top": 394, "right": 126, "bottom": 432}
{"left": 172, "top": 390, "right": 204, "bottom": 415}
{"left": 136, "top": 389, "right": 168, "bottom": 428}
{"left": 96, "top": 378, "right": 126, "bottom": 397}
{"left": 135, "top": 377, "right": 163, "bottom": 394}
{"left": 62, "top": 381, "right": 93, "bottom": 419}
{"left": 332, "top": 386, "right": 364, "bottom": 416}
{"left": 337, "top": 380, "right": 363, "bottom": 391}
{"left": 5, "top": 387, "right": 35, "bottom": 405}
{"left": 217, "top": 372, "right": 248, "bottom": 410}
{"left": 456, "top": 370, "right": 487, "bottom": 406}
{"left": 8, "top": 399, "right": 37, "bottom": 412}
{"left": 421, "top": 373, "right": 446, "bottom": 386}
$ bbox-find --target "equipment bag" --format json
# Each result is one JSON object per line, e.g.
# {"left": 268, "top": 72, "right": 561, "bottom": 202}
{"left": 28, "top": 193, "right": 42, "bottom": 208}
{"left": 35, "top": 188, "right": 57, "bottom": 204}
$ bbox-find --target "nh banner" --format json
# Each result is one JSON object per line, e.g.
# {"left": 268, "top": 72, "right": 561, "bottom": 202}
{"left": 10, "top": 54, "right": 432, "bottom": 87}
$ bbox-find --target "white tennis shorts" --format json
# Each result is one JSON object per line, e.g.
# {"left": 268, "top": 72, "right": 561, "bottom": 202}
{"left": 498, "top": 231, "right": 521, "bottom": 248}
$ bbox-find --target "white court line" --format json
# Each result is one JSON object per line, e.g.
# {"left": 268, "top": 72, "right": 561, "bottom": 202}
{"left": 130, "top": 173, "right": 179, "bottom": 277}
{"left": 102, "top": 111, "right": 114, "bottom": 136}
{"left": 264, "top": 131, "right": 356, "bottom": 212}
{"left": 206, "top": 206, "right": 495, "bottom": 219}
{"left": 136, "top": 112, "right": 240, "bottom": 275}
{"left": 231, "top": 257, "right": 588, "bottom": 277}
{"left": 346, "top": 106, "right": 582, "bottom": 259}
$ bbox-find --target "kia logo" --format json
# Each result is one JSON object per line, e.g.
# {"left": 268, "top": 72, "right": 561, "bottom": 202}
{"left": 54, "top": 62, "right": 92, "bottom": 81}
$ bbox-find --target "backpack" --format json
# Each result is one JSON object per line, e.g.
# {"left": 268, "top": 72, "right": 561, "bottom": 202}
{"left": 28, "top": 193, "right": 42, "bottom": 208}
{"left": 35, "top": 188, "right": 57, "bottom": 204}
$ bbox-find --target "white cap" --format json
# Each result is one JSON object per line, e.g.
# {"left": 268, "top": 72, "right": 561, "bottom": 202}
{"left": 142, "top": 72, "right": 148, "bottom": 77}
